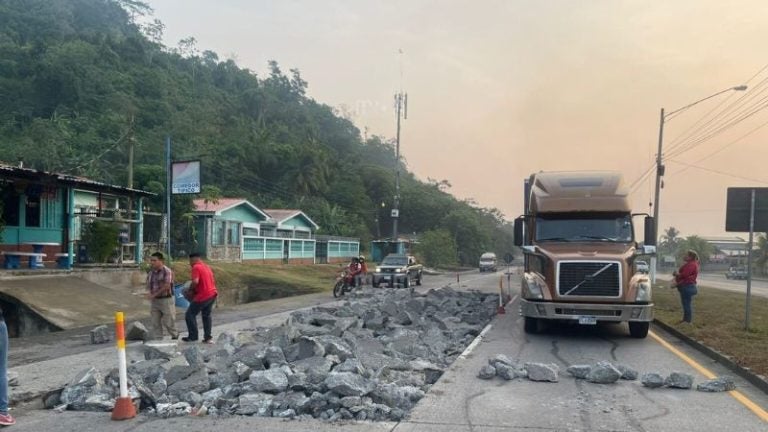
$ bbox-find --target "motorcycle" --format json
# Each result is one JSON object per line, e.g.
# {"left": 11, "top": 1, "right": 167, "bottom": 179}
{"left": 333, "top": 269, "right": 356, "bottom": 298}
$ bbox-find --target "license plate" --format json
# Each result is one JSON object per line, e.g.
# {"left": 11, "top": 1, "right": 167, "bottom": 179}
{"left": 578, "top": 316, "right": 597, "bottom": 325}
{"left": 382, "top": 276, "right": 390, "bottom": 281}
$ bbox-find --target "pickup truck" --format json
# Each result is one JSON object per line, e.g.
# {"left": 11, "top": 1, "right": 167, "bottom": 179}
{"left": 372, "top": 254, "right": 423, "bottom": 288}
{"left": 725, "top": 267, "right": 747, "bottom": 280}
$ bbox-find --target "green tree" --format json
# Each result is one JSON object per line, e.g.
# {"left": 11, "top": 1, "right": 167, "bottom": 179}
{"left": 82, "top": 220, "right": 120, "bottom": 263}
{"left": 676, "top": 235, "right": 715, "bottom": 265}
{"left": 414, "top": 229, "right": 457, "bottom": 267}
{"left": 755, "top": 234, "right": 768, "bottom": 275}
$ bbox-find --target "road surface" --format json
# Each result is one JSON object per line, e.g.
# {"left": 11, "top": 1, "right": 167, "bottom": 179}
{"left": 10, "top": 270, "right": 768, "bottom": 431}
{"left": 658, "top": 271, "right": 768, "bottom": 298}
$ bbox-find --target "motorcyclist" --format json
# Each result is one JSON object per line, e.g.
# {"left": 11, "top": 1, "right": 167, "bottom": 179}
{"left": 357, "top": 255, "right": 368, "bottom": 287}
{"left": 346, "top": 257, "right": 362, "bottom": 287}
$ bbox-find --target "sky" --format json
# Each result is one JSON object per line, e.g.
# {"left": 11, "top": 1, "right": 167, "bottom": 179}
{"left": 147, "top": 0, "right": 768, "bottom": 239}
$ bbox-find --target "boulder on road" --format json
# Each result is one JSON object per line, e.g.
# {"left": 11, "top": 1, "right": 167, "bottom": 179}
{"left": 641, "top": 373, "right": 665, "bottom": 388}
{"left": 524, "top": 363, "right": 559, "bottom": 382}
{"left": 664, "top": 372, "right": 694, "bottom": 389}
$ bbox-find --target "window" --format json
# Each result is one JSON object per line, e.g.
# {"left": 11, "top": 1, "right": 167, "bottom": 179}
{"left": 25, "top": 194, "right": 41, "bottom": 227}
{"left": 228, "top": 222, "right": 240, "bottom": 245}
{"left": 243, "top": 227, "right": 259, "bottom": 236}
{"left": 0, "top": 184, "right": 20, "bottom": 226}
{"left": 535, "top": 212, "right": 633, "bottom": 243}
{"left": 212, "top": 221, "right": 226, "bottom": 245}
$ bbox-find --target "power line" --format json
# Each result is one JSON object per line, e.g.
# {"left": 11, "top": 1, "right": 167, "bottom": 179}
{"left": 667, "top": 159, "right": 768, "bottom": 185}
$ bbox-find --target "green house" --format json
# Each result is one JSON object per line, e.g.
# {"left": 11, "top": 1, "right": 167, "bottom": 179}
{"left": 0, "top": 163, "right": 153, "bottom": 269}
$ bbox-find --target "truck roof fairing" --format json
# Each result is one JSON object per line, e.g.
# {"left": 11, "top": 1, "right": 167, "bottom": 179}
{"left": 529, "top": 171, "right": 630, "bottom": 213}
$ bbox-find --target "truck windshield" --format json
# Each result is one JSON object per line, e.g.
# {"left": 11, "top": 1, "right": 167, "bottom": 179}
{"left": 535, "top": 212, "right": 633, "bottom": 242}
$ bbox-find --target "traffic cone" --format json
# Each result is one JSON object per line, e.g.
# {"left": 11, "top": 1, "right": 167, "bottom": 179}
{"left": 112, "top": 397, "right": 137, "bottom": 421}
{"left": 111, "top": 312, "right": 136, "bottom": 421}
{"left": 497, "top": 276, "right": 506, "bottom": 314}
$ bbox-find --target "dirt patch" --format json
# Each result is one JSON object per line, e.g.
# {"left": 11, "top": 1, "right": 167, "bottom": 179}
{"left": 653, "top": 283, "right": 768, "bottom": 377}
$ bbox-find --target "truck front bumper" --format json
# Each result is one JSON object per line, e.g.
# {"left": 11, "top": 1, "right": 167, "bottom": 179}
{"left": 373, "top": 273, "right": 406, "bottom": 285}
{"left": 520, "top": 299, "right": 654, "bottom": 322}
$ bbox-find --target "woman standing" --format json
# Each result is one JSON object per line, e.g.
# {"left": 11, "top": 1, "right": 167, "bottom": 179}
{"left": 673, "top": 250, "right": 700, "bottom": 324}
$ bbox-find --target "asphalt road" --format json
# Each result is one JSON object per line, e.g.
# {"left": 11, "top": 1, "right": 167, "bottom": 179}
{"left": 10, "top": 269, "right": 768, "bottom": 431}
{"left": 657, "top": 271, "right": 768, "bottom": 298}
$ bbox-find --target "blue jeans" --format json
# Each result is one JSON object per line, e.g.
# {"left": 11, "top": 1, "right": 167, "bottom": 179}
{"left": 678, "top": 284, "right": 698, "bottom": 323}
{"left": 0, "top": 321, "right": 8, "bottom": 413}
{"left": 185, "top": 296, "right": 216, "bottom": 341}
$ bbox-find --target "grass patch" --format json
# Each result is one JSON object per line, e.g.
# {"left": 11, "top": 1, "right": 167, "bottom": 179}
{"left": 654, "top": 283, "right": 768, "bottom": 377}
{"left": 170, "top": 262, "right": 341, "bottom": 305}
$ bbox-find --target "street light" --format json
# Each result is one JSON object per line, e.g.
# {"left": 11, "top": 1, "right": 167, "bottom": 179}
{"left": 650, "top": 85, "right": 748, "bottom": 282}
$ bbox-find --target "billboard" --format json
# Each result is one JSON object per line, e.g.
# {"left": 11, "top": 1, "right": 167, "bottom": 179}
{"left": 171, "top": 160, "right": 201, "bottom": 194}
{"left": 725, "top": 187, "right": 768, "bottom": 232}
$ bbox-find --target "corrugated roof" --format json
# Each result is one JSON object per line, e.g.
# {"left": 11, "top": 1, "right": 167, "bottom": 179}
{"left": 193, "top": 198, "right": 248, "bottom": 213}
{"left": 264, "top": 209, "right": 301, "bottom": 222}
{"left": 0, "top": 162, "right": 154, "bottom": 196}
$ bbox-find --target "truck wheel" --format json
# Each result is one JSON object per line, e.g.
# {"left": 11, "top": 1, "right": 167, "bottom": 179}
{"left": 416, "top": 274, "right": 422, "bottom": 286}
{"left": 403, "top": 276, "right": 411, "bottom": 289}
{"left": 629, "top": 321, "right": 650, "bottom": 338}
{"left": 372, "top": 281, "right": 380, "bottom": 288}
{"left": 524, "top": 317, "right": 543, "bottom": 334}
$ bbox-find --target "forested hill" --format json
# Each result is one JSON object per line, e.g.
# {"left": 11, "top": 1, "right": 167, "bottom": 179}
{"left": 0, "top": 0, "right": 513, "bottom": 265}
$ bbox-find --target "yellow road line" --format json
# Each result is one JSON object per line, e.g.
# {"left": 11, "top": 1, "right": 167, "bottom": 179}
{"left": 649, "top": 330, "right": 768, "bottom": 422}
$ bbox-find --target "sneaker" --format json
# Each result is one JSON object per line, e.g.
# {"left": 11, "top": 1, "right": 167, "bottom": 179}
{"left": 181, "top": 337, "right": 197, "bottom": 342}
{"left": 202, "top": 337, "right": 214, "bottom": 345}
{"left": 0, "top": 412, "right": 16, "bottom": 426}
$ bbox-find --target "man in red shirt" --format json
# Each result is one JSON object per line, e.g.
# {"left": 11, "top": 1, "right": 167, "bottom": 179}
{"left": 182, "top": 252, "right": 218, "bottom": 343}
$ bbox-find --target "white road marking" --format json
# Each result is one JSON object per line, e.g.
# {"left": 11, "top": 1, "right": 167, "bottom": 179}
{"left": 457, "top": 294, "right": 519, "bottom": 360}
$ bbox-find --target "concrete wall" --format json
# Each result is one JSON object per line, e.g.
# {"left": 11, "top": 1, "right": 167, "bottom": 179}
{"left": 207, "top": 245, "right": 242, "bottom": 262}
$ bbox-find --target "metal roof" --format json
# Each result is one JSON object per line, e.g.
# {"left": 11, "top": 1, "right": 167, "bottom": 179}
{"left": 0, "top": 163, "right": 155, "bottom": 197}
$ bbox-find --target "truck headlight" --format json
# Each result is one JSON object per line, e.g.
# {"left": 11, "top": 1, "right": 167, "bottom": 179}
{"left": 635, "top": 281, "right": 652, "bottom": 302}
{"left": 376, "top": 267, "right": 381, "bottom": 273}
{"left": 395, "top": 268, "right": 403, "bottom": 273}
{"left": 524, "top": 278, "right": 544, "bottom": 300}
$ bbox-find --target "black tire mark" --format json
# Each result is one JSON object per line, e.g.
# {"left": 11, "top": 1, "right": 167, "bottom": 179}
{"left": 632, "top": 385, "right": 671, "bottom": 422}
{"left": 599, "top": 336, "right": 619, "bottom": 362}
{"left": 619, "top": 404, "right": 647, "bottom": 432}
{"left": 550, "top": 340, "right": 571, "bottom": 368}
{"left": 463, "top": 390, "right": 486, "bottom": 432}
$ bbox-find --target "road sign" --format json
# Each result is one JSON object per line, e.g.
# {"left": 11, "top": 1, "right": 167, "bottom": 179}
{"left": 726, "top": 187, "right": 768, "bottom": 232}
{"left": 504, "top": 252, "right": 514, "bottom": 264}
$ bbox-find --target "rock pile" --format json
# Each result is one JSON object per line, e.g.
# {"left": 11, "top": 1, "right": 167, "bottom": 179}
{"left": 480, "top": 358, "right": 735, "bottom": 393}
{"left": 55, "top": 287, "right": 498, "bottom": 421}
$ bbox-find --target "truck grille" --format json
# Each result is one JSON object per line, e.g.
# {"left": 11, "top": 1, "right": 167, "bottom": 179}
{"left": 556, "top": 308, "right": 621, "bottom": 317}
{"left": 557, "top": 261, "right": 621, "bottom": 297}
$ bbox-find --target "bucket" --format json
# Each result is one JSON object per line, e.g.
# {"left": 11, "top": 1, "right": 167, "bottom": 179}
{"left": 174, "top": 282, "right": 190, "bottom": 308}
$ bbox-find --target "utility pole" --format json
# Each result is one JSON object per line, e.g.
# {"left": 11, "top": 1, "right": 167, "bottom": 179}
{"left": 392, "top": 91, "right": 407, "bottom": 240}
{"left": 651, "top": 108, "right": 665, "bottom": 283}
{"left": 165, "top": 136, "right": 172, "bottom": 258}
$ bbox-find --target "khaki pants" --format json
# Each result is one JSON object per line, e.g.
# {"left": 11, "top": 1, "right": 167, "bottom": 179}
{"left": 151, "top": 296, "right": 178, "bottom": 339}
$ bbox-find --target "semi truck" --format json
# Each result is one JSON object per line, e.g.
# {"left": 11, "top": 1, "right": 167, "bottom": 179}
{"left": 513, "top": 171, "right": 656, "bottom": 338}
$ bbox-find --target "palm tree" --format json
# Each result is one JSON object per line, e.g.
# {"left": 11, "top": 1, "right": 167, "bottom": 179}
{"left": 676, "top": 235, "right": 715, "bottom": 265}
{"left": 754, "top": 234, "right": 768, "bottom": 275}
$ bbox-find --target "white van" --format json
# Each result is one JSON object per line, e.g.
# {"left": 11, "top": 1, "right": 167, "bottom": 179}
{"left": 479, "top": 252, "right": 497, "bottom": 272}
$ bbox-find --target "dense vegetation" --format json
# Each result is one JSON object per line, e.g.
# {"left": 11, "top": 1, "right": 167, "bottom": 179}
{"left": 0, "top": 0, "right": 514, "bottom": 265}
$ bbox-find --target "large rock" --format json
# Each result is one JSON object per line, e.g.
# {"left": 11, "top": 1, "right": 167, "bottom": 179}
{"left": 129, "top": 359, "right": 166, "bottom": 384}
{"left": 167, "top": 369, "right": 210, "bottom": 396}
{"left": 334, "top": 358, "right": 367, "bottom": 376}
{"left": 313, "top": 335, "right": 353, "bottom": 361}
{"left": 143, "top": 343, "right": 178, "bottom": 361}
{"left": 641, "top": 373, "right": 665, "bottom": 388}
{"left": 264, "top": 346, "right": 287, "bottom": 368}
{"left": 230, "top": 345, "right": 268, "bottom": 370}
{"left": 126, "top": 322, "right": 149, "bottom": 341}
{"left": 665, "top": 372, "right": 694, "bottom": 389}
{"left": 285, "top": 337, "right": 326, "bottom": 362}
{"left": 615, "top": 364, "right": 639, "bottom": 381}
{"left": 293, "top": 357, "right": 334, "bottom": 385}
{"left": 408, "top": 360, "right": 443, "bottom": 384}
{"left": 697, "top": 377, "right": 736, "bottom": 392}
{"left": 90, "top": 325, "right": 110, "bottom": 344}
{"left": 237, "top": 393, "right": 274, "bottom": 416}
{"left": 478, "top": 365, "right": 496, "bottom": 380}
{"left": 249, "top": 369, "right": 288, "bottom": 393}
{"left": 324, "top": 372, "right": 375, "bottom": 397}
{"left": 586, "top": 362, "right": 621, "bottom": 384}
{"left": 494, "top": 363, "right": 518, "bottom": 381}
{"left": 524, "top": 363, "right": 559, "bottom": 382}
{"left": 233, "top": 361, "right": 252, "bottom": 381}
{"left": 164, "top": 365, "right": 198, "bottom": 386}
{"left": 182, "top": 346, "right": 205, "bottom": 367}
{"left": 489, "top": 354, "right": 514, "bottom": 368}
{"left": 370, "top": 383, "right": 425, "bottom": 410}
{"left": 82, "top": 393, "right": 115, "bottom": 412}
{"left": 567, "top": 365, "right": 592, "bottom": 379}
{"left": 60, "top": 367, "right": 108, "bottom": 410}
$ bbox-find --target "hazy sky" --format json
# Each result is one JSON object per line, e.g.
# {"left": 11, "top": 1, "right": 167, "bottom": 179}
{"left": 147, "top": 0, "right": 768, "bottom": 238}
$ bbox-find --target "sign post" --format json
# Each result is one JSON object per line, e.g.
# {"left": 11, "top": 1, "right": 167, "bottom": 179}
{"left": 725, "top": 187, "right": 768, "bottom": 331}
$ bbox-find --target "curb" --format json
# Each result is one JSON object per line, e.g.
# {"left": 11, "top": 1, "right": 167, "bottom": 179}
{"left": 653, "top": 318, "right": 768, "bottom": 395}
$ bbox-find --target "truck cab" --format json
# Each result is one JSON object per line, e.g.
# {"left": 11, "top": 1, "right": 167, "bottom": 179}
{"left": 514, "top": 171, "right": 656, "bottom": 338}
{"left": 479, "top": 252, "right": 498, "bottom": 272}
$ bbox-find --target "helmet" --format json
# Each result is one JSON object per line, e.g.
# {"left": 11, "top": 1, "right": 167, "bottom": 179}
{"left": 358, "top": 255, "right": 365, "bottom": 262}
{"left": 351, "top": 257, "right": 360, "bottom": 263}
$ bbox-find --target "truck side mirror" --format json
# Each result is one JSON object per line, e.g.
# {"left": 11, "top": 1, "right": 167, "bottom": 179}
{"left": 644, "top": 216, "right": 656, "bottom": 246}
{"left": 514, "top": 218, "right": 523, "bottom": 247}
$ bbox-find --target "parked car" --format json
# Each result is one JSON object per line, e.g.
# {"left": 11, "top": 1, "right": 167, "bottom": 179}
{"left": 372, "top": 254, "right": 423, "bottom": 288}
{"left": 725, "top": 266, "right": 747, "bottom": 280}
{"left": 635, "top": 260, "right": 649, "bottom": 274}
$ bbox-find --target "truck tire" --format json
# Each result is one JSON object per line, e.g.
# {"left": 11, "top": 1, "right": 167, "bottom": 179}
{"left": 524, "top": 317, "right": 543, "bottom": 334}
{"left": 403, "top": 275, "right": 411, "bottom": 289}
{"left": 629, "top": 321, "right": 650, "bottom": 338}
{"left": 372, "top": 281, "right": 380, "bottom": 288}
{"left": 416, "top": 273, "right": 422, "bottom": 286}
